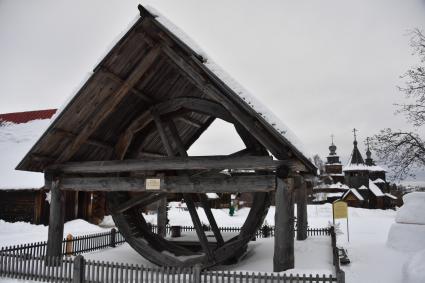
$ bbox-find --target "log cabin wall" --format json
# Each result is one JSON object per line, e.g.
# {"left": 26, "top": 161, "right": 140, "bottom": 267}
{"left": 0, "top": 190, "right": 40, "bottom": 223}
{"left": 0, "top": 190, "right": 106, "bottom": 225}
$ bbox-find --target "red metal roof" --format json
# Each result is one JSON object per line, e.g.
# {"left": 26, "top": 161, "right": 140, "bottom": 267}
{"left": 0, "top": 109, "right": 57, "bottom": 124}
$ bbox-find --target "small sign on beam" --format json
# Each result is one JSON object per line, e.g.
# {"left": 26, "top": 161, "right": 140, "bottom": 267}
{"left": 146, "top": 178, "right": 161, "bottom": 190}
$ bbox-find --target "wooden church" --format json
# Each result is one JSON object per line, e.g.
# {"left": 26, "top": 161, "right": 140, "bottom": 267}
{"left": 314, "top": 130, "right": 398, "bottom": 209}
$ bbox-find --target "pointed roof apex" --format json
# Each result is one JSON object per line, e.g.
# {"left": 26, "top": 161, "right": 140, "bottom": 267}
{"left": 349, "top": 128, "right": 364, "bottom": 165}
{"left": 365, "top": 137, "right": 375, "bottom": 165}
{"left": 328, "top": 134, "right": 337, "bottom": 155}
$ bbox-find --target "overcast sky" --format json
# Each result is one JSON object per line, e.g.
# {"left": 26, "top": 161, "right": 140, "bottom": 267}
{"left": 1, "top": 0, "right": 425, "bottom": 181}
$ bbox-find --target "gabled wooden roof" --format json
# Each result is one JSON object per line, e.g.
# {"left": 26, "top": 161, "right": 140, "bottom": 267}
{"left": 16, "top": 5, "right": 316, "bottom": 174}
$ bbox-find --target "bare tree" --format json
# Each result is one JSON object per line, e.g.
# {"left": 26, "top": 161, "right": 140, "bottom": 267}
{"left": 312, "top": 154, "right": 325, "bottom": 174}
{"left": 371, "top": 29, "right": 425, "bottom": 180}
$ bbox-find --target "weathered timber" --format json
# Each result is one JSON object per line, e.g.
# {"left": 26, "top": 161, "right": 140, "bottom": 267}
{"left": 199, "top": 194, "right": 224, "bottom": 246}
{"left": 176, "top": 115, "right": 202, "bottom": 128}
{"left": 152, "top": 110, "right": 174, "bottom": 156}
{"left": 295, "top": 175, "right": 308, "bottom": 241}
{"left": 60, "top": 174, "right": 276, "bottom": 193}
{"left": 139, "top": 151, "right": 167, "bottom": 158}
{"left": 153, "top": 97, "right": 234, "bottom": 124}
{"left": 114, "top": 193, "right": 165, "bottom": 213}
{"left": 184, "top": 193, "right": 215, "bottom": 262}
{"left": 52, "top": 128, "right": 114, "bottom": 151}
{"left": 48, "top": 155, "right": 284, "bottom": 173}
{"left": 46, "top": 173, "right": 64, "bottom": 263}
{"left": 55, "top": 46, "right": 161, "bottom": 163}
{"left": 157, "top": 197, "right": 167, "bottom": 238}
{"left": 273, "top": 178, "right": 295, "bottom": 272}
{"left": 100, "top": 66, "right": 154, "bottom": 103}
{"left": 114, "top": 111, "right": 152, "bottom": 160}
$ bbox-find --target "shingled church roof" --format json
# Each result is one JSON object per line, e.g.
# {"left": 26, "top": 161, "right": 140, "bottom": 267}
{"left": 16, "top": 5, "right": 316, "bottom": 174}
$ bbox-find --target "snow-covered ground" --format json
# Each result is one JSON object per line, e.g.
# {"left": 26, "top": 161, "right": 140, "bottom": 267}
{"left": 0, "top": 204, "right": 418, "bottom": 283}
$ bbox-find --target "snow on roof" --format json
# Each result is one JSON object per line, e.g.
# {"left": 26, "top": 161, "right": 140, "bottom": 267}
{"left": 373, "top": 178, "right": 386, "bottom": 184}
{"left": 343, "top": 189, "right": 364, "bottom": 201}
{"left": 313, "top": 192, "right": 343, "bottom": 202}
{"left": 0, "top": 120, "right": 50, "bottom": 190}
{"left": 368, "top": 179, "right": 385, "bottom": 197}
{"left": 145, "top": 5, "right": 312, "bottom": 161}
{"left": 343, "top": 163, "right": 387, "bottom": 172}
{"left": 384, "top": 193, "right": 398, "bottom": 200}
{"left": 206, "top": 193, "right": 219, "bottom": 199}
{"left": 314, "top": 182, "right": 349, "bottom": 190}
{"left": 327, "top": 192, "right": 344, "bottom": 198}
{"left": 358, "top": 185, "right": 368, "bottom": 190}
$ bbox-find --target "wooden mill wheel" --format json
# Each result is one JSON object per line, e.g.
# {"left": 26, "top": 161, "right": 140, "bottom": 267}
{"left": 106, "top": 96, "right": 273, "bottom": 268}
{"left": 108, "top": 191, "right": 270, "bottom": 268}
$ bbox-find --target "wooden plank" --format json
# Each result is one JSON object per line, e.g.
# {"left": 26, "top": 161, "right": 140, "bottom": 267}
{"left": 60, "top": 174, "right": 276, "bottom": 193}
{"left": 48, "top": 155, "right": 284, "bottom": 173}
{"left": 99, "top": 67, "right": 154, "bottom": 103}
{"left": 114, "top": 111, "right": 153, "bottom": 159}
{"left": 55, "top": 46, "right": 161, "bottom": 163}
{"left": 152, "top": 110, "right": 174, "bottom": 156}
{"left": 295, "top": 176, "right": 308, "bottom": 241}
{"left": 46, "top": 173, "right": 64, "bottom": 262}
{"left": 176, "top": 115, "right": 202, "bottom": 128}
{"left": 184, "top": 194, "right": 215, "bottom": 261}
{"left": 154, "top": 97, "right": 234, "bottom": 124}
{"left": 53, "top": 128, "right": 114, "bottom": 150}
{"left": 199, "top": 194, "right": 224, "bottom": 246}
{"left": 273, "top": 178, "right": 295, "bottom": 272}
{"left": 114, "top": 193, "right": 165, "bottom": 213}
{"left": 157, "top": 197, "right": 167, "bottom": 238}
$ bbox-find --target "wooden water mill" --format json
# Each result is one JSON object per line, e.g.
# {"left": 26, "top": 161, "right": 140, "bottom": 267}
{"left": 17, "top": 5, "right": 316, "bottom": 271}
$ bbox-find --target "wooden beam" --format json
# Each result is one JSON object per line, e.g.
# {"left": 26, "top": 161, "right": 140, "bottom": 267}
{"left": 184, "top": 193, "right": 215, "bottom": 261}
{"left": 114, "top": 111, "right": 153, "bottom": 160}
{"left": 100, "top": 66, "right": 154, "bottom": 103}
{"left": 273, "top": 178, "right": 295, "bottom": 272}
{"left": 114, "top": 193, "right": 165, "bottom": 213}
{"left": 157, "top": 197, "right": 167, "bottom": 238}
{"left": 53, "top": 128, "right": 114, "bottom": 151}
{"left": 199, "top": 194, "right": 224, "bottom": 246}
{"left": 176, "top": 115, "right": 202, "bottom": 128}
{"left": 152, "top": 110, "right": 174, "bottom": 156}
{"left": 55, "top": 46, "right": 161, "bottom": 163}
{"left": 48, "top": 155, "right": 283, "bottom": 173}
{"left": 60, "top": 174, "right": 276, "bottom": 193}
{"left": 138, "top": 151, "right": 167, "bottom": 158}
{"left": 154, "top": 97, "right": 234, "bottom": 124}
{"left": 46, "top": 173, "right": 64, "bottom": 263}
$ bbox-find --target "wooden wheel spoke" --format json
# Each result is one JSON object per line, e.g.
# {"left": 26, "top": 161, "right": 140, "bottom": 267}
{"left": 199, "top": 194, "right": 224, "bottom": 246}
{"left": 184, "top": 193, "right": 215, "bottom": 261}
{"left": 114, "top": 193, "right": 165, "bottom": 213}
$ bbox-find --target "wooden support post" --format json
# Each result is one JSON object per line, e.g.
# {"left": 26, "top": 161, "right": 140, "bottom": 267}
{"left": 46, "top": 173, "right": 64, "bottom": 263}
{"left": 273, "top": 177, "right": 295, "bottom": 272}
{"left": 295, "top": 176, "right": 308, "bottom": 241}
{"left": 157, "top": 197, "right": 167, "bottom": 238}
